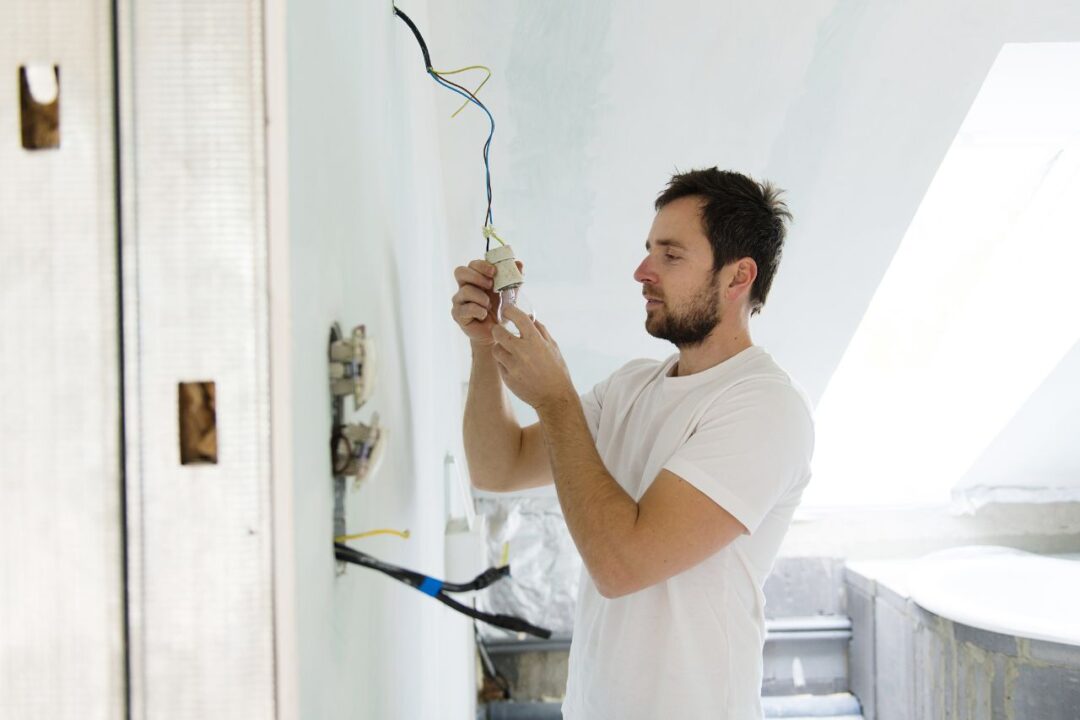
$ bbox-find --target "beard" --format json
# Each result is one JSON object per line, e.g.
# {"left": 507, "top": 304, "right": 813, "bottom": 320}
{"left": 645, "top": 272, "right": 723, "bottom": 348}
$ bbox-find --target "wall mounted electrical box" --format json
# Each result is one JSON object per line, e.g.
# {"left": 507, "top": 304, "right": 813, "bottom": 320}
{"left": 329, "top": 323, "right": 388, "bottom": 541}
{"left": 329, "top": 324, "right": 376, "bottom": 410}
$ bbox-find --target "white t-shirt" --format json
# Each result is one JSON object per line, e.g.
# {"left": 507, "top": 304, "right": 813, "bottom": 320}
{"left": 561, "top": 345, "right": 815, "bottom": 720}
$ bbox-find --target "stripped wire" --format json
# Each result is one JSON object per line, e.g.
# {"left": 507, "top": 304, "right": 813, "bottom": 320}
{"left": 426, "top": 71, "right": 496, "bottom": 229}
{"left": 393, "top": 6, "right": 503, "bottom": 251}
{"left": 483, "top": 225, "right": 506, "bottom": 247}
{"left": 430, "top": 65, "right": 492, "bottom": 118}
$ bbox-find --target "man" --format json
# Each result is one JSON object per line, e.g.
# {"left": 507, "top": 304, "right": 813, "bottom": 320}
{"left": 450, "top": 168, "right": 815, "bottom": 719}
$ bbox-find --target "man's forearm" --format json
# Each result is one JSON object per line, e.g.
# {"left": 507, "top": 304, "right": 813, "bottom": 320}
{"left": 463, "top": 342, "right": 522, "bottom": 490}
{"left": 536, "top": 391, "right": 639, "bottom": 597}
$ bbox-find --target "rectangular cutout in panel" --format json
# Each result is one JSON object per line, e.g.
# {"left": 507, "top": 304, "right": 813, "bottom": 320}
{"left": 19, "top": 65, "right": 60, "bottom": 150}
{"left": 178, "top": 381, "right": 217, "bottom": 464}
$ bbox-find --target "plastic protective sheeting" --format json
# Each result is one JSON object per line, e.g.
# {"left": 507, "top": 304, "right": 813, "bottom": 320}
{"left": 475, "top": 494, "right": 581, "bottom": 641}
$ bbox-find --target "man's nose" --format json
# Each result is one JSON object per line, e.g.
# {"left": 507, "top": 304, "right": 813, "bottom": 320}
{"left": 633, "top": 256, "right": 657, "bottom": 284}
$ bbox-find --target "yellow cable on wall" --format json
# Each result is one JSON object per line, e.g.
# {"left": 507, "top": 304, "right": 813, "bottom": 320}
{"left": 335, "top": 528, "right": 411, "bottom": 543}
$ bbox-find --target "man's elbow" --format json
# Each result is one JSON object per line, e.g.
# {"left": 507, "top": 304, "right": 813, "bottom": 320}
{"left": 466, "top": 461, "right": 513, "bottom": 492}
{"left": 591, "top": 558, "right": 643, "bottom": 599}
{"left": 469, "top": 475, "right": 496, "bottom": 492}
{"left": 595, "top": 579, "right": 631, "bottom": 600}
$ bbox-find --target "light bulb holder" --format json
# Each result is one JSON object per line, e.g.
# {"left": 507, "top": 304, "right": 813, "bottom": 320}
{"left": 485, "top": 245, "right": 524, "bottom": 293}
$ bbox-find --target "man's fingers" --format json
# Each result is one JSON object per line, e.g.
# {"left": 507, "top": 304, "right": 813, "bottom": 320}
{"left": 451, "top": 299, "right": 488, "bottom": 324}
{"left": 534, "top": 320, "right": 554, "bottom": 343}
{"left": 467, "top": 260, "right": 497, "bottom": 282}
{"left": 501, "top": 303, "right": 537, "bottom": 338}
{"left": 490, "top": 322, "right": 515, "bottom": 346}
{"left": 452, "top": 285, "right": 491, "bottom": 310}
{"left": 469, "top": 259, "right": 497, "bottom": 276}
{"left": 454, "top": 263, "right": 495, "bottom": 290}
{"left": 467, "top": 304, "right": 488, "bottom": 322}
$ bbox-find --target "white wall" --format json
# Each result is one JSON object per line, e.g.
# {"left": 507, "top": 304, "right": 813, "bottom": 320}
{"left": 279, "top": 1, "right": 473, "bottom": 717}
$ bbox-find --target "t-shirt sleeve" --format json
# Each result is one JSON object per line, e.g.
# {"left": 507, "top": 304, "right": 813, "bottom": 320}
{"left": 579, "top": 359, "right": 650, "bottom": 442}
{"left": 662, "top": 378, "right": 815, "bottom": 535}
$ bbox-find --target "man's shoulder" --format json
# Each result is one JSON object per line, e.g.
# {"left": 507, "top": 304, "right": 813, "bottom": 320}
{"left": 745, "top": 351, "right": 813, "bottom": 412}
{"left": 720, "top": 368, "right": 816, "bottom": 430}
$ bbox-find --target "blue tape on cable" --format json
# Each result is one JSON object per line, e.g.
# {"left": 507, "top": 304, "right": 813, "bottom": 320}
{"left": 418, "top": 577, "right": 444, "bottom": 597}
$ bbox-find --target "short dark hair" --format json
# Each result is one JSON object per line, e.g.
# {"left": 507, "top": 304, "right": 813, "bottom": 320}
{"left": 655, "top": 168, "right": 792, "bottom": 316}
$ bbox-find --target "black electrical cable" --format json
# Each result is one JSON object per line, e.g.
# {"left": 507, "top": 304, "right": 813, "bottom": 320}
{"left": 392, "top": 6, "right": 432, "bottom": 70}
{"left": 335, "top": 543, "right": 509, "bottom": 593}
{"left": 334, "top": 543, "right": 552, "bottom": 638}
{"left": 435, "top": 591, "right": 551, "bottom": 638}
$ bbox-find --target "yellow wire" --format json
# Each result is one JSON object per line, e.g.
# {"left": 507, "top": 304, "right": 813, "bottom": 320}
{"left": 500, "top": 541, "right": 510, "bottom": 567}
{"left": 335, "top": 528, "right": 411, "bottom": 543}
{"left": 483, "top": 225, "right": 507, "bottom": 246}
{"left": 430, "top": 64, "right": 492, "bottom": 118}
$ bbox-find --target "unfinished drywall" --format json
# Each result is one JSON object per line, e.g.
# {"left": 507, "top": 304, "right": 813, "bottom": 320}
{"left": 280, "top": 1, "right": 474, "bottom": 718}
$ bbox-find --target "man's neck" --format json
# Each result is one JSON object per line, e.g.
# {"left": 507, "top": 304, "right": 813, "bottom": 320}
{"left": 672, "top": 327, "right": 753, "bottom": 377}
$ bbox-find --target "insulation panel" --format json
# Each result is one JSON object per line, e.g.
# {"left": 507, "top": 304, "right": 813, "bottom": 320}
{"left": 115, "top": 0, "right": 276, "bottom": 716}
{"left": 0, "top": 1, "right": 126, "bottom": 718}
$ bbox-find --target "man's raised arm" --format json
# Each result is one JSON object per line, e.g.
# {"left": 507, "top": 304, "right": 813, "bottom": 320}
{"left": 452, "top": 260, "right": 553, "bottom": 492}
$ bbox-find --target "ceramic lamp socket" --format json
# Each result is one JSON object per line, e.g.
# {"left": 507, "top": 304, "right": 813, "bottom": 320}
{"left": 484, "top": 245, "right": 523, "bottom": 292}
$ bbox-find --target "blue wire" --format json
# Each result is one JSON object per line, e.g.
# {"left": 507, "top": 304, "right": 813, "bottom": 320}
{"left": 427, "top": 70, "right": 496, "bottom": 228}
{"left": 428, "top": 71, "right": 494, "bottom": 225}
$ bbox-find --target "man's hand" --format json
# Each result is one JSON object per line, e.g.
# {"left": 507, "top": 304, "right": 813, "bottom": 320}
{"left": 490, "top": 304, "right": 575, "bottom": 410}
{"left": 451, "top": 259, "right": 525, "bottom": 346}
{"left": 451, "top": 260, "right": 499, "bottom": 346}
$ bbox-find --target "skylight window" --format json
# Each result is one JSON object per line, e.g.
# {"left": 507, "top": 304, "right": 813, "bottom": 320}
{"left": 805, "top": 43, "right": 1080, "bottom": 508}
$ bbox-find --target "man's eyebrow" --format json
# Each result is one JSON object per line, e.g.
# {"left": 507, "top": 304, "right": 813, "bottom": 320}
{"left": 645, "top": 238, "right": 686, "bottom": 250}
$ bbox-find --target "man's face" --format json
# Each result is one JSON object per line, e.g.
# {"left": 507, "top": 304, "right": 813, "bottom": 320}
{"left": 633, "top": 195, "right": 725, "bottom": 348}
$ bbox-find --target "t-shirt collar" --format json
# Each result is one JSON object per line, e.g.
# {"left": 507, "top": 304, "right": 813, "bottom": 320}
{"left": 661, "top": 345, "right": 764, "bottom": 387}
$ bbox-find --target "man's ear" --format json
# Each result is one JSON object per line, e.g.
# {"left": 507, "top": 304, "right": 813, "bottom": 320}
{"left": 729, "top": 258, "right": 757, "bottom": 291}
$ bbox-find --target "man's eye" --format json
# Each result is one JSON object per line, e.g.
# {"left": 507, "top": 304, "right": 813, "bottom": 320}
{"left": 665, "top": 254, "right": 679, "bottom": 261}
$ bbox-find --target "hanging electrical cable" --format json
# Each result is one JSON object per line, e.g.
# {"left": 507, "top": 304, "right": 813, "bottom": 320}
{"left": 393, "top": 5, "right": 503, "bottom": 251}
{"left": 334, "top": 543, "right": 552, "bottom": 638}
